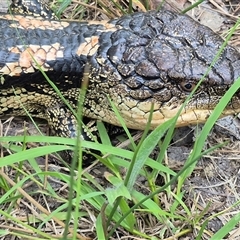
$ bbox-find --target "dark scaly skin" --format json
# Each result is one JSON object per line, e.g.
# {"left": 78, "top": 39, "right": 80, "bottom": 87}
{"left": 0, "top": 10, "right": 240, "bottom": 138}
{"left": 10, "top": 0, "right": 56, "bottom": 19}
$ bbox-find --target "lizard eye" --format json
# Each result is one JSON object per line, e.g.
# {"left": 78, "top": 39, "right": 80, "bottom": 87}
{"left": 180, "top": 81, "right": 196, "bottom": 92}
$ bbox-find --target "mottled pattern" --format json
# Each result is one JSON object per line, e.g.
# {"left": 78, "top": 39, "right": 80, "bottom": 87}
{"left": 0, "top": 10, "right": 240, "bottom": 137}
{"left": 10, "top": 0, "right": 56, "bottom": 19}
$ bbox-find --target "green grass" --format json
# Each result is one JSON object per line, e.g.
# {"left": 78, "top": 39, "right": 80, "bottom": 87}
{"left": 0, "top": 1, "right": 240, "bottom": 239}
